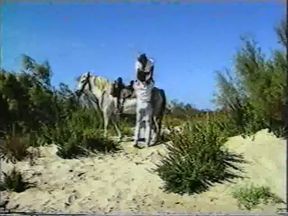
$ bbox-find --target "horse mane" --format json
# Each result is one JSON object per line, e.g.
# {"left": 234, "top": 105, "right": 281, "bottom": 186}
{"left": 92, "top": 75, "right": 112, "bottom": 92}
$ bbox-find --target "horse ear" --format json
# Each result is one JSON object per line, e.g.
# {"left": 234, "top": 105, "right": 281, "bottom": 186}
{"left": 87, "top": 71, "right": 91, "bottom": 77}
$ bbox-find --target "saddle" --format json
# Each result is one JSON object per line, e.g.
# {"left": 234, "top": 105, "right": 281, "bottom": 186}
{"left": 111, "top": 81, "right": 135, "bottom": 99}
{"left": 110, "top": 79, "right": 136, "bottom": 113}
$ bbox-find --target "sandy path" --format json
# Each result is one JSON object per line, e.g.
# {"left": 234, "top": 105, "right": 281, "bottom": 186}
{"left": 1, "top": 129, "right": 286, "bottom": 214}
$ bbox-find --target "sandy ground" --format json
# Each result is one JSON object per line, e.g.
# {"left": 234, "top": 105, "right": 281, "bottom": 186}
{"left": 1, "top": 129, "right": 286, "bottom": 214}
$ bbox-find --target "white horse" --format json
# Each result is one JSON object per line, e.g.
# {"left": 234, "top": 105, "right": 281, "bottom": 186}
{"left": 76, "top": 72, "right": 167, "bottom": 145}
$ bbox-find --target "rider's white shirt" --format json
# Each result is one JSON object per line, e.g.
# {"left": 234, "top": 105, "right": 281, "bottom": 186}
{"left": 133, "top": 80, "right": 154, "bottom": 107}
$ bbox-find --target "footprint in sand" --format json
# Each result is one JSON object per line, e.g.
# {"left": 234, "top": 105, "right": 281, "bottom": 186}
{"left": 65, "top": 192, "right": 80, "bottom": 208}
{"left": 93, "top": 176, "right": 101, "bottom": 181}
{"left": 43, "top": 200, "right": 51, "bottom": 206}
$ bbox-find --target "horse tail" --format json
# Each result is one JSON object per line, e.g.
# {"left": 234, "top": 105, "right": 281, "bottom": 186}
{"left": 155, "top": 89, "right": 166, "bottom": 139}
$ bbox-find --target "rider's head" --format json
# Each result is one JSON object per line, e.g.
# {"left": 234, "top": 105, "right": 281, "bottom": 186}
{"left": 117, "top": 77, "right": 123, "bottom": 84}
{"left": 138, "top": 53, "right": 148, "bottom": 66}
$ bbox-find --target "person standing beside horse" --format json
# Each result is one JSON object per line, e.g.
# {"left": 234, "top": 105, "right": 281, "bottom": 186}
{"left": 133, "top": 53, "right": 155, "bottom": 148}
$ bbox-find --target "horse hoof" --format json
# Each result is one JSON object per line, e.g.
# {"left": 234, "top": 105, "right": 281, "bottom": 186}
{"left": 149, "top": 138, "right": 158, "bottom": 147}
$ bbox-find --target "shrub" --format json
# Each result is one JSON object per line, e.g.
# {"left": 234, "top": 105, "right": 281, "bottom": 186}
{"left": 55, "top": 128, "right": 88, "bottom": 159}
{"left": 40, "top": 109, "right": 120, "bottom": 159}
{"left": 0, "top": 168, "right": 32, "bottom": 192}
{"left": 155, "top": 119, "right": 245, "bottom": 195}
{"left": 119, "top": 120, "right": 134, "bottom": 137}
{"left": 108, "top": 116, "right": 134, "bottom": 138}
{"left": 232, "top": 184, "right": 284, "bottom": 210}
{"left": 193, "top": 112, "right": 239, "bottom": 138}
{"left": 163, "top": 115, "right": 184, "bottom": 128}
{"left": 228, "top": 101, "right": 268, "bottom": 138}
{"left": 214, "top": 26, "right": 287, "bottom": 139}
{"left": 83, "top": 129, "right": 121, "bottom": 153}
{"left": 0, "top": 131, "right": 31, "bottom": 163}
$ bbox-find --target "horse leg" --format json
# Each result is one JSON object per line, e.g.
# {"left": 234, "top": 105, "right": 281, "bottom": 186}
{"left": 103, "top": 111, "right": 110, "bottom": 138}
{"left": 157, "top": 116, "right": 163, "bottom": 140}
{"left": 112, "top": 117, "right": 122, "bottom": 142}
{"left": 134, "top": 108, "right": 142, "bottom": 145}
{"left": 149, "top": 117, "right": 158, "bottom": 146}
{"left": 144, "top": 105, "right": 153, "bottom": 147}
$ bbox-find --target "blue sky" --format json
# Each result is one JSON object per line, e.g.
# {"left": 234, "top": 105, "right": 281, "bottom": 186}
{"left": 1, "top": 1, "right": 285, "bottom": 109}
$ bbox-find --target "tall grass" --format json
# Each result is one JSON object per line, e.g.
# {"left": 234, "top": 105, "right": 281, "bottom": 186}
{"left": 0, "top": 168, "right": 33, "bottom": 193}
{"left": 0, "top": 125, "right": 34, "bottom": 163}
{"left": 39, "top": 108, "right": 120, "bottom": 159}
{"left": 232, "top": 184, "right": 284, "bottom": 210}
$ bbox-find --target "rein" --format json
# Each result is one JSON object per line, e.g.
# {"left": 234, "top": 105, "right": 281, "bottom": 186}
{"left": 77, "top": 74, "right": 101, "bottom": 111}
{"left": 79, "top": 73, "right": 92, "bottom": 94}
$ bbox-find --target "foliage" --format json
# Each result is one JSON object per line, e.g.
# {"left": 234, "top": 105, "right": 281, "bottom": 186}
{"left": 232, "top": 184, "right": 284, "bottom": 210}
{"left": 117, "top": 120, "right": 134, "bottom": 137}
{"left": 0, "top": 56, "right": 55, "bottom": 135}
{"left": 83, "top": 129, "right": 121, "bottom": 153}
{"left": 166, "top": 100, "right": 201, "bottom": 121}
{"left": 0, "top": 55, "right": 119, "bottom": 160}
{"left": 0, "top": 168, "right": 32, "bottom": 193}
{"left": 155, "top": 119, "right": 245, "bottom": 195}
{"left": 163, "top": 115, "right": 184, "bottom": 128}
{"left": 0, "top": 128, "right": 32, "bottom": 164}
{"left": 108, "top": 114, "right": 134, "bottom": 137}
{"left": 40, "top": 109, "right": 120, "bottom": 159}
{"left": 214, "top": 21, "right": 286, "bottom": 137}
{"left": 163, "top": 100, "right": 201, "bottom": 128}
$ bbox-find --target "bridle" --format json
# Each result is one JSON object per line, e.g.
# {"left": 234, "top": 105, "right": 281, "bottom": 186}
{"left": 76, "top": 73, "right": 92, "bottom": 97}
{"left": 76, "top": 73, "right": 102, "bottom": 110}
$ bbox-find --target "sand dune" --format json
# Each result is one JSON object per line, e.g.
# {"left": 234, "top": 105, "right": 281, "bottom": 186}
{"left": 1, "top": 129, "right": 286, "bottom": 214}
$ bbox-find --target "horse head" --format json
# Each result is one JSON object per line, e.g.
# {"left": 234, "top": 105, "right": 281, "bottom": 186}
{"left": 75, "top": 71, "right": 92, "bottom": 97}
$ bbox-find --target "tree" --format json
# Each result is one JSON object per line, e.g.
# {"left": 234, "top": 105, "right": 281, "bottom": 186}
{"left": 214, "top": 20, "right": 286, "bottom": 135}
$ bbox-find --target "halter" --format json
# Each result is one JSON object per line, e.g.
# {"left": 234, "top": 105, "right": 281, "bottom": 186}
{"left": 76, "top": 73, "right": 101, "bottom": 109}
{"left": 76, "top": 73, "right": 92, "bottom": 97}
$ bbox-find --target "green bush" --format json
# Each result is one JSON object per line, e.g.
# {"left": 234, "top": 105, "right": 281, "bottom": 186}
{"left": 117, "top": 118, "right": 134, "bottom": 137}
{"left": 83, "top": 129, "right": 121, "bottom": 153}
{"left": 54, "top": 126, "right": 88, "bottom": 159}
{"left": 107, "top": 114, "right": 134, "bottom": 137}
{"left": 0, "top": 168, "right": 32, "bottom": 193}
{"left": 155, "top": 119, "right": 244, "bottom": 195}
{"left": 214, "top": 21, "right": 287, "bottom": 138}
{"left": 232, "top": 184, "right": 284, "bottom": 210}
{"left": 0, "top": 130, "right": 31, "bottom": 163}
{"left": 163, "top": 115, "right": 184, "bottom": 128}
{"left": 100, "top": 114, "right": 134, "bottom": 139}
{"left": 0, "top": 55, "right": 121, "bottom": 160}
{"left": 40, "top": 109, "right": 120, "bottom": 159}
